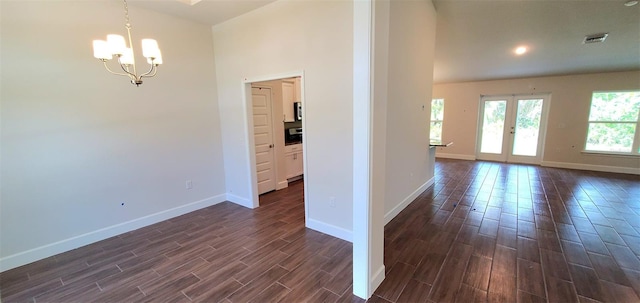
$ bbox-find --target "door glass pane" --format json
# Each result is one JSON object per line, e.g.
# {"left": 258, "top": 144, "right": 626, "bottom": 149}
{"left": 480, "top": 100, "right": 507, "bottom": 154}
{"left": 513, "top": 99, "right": 543, "bottom": 156}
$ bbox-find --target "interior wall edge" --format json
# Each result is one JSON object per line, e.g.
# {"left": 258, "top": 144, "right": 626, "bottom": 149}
{"left": 0, "top": 194, "right": 227, "bottom": 273}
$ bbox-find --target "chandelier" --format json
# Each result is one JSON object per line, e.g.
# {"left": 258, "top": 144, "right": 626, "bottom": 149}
{"left": 92, "top": 0, "right": 162, "bottom": 86}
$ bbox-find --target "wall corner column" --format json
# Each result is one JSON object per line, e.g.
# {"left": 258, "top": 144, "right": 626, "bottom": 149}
{"left": 353, "top": 0, "right": 387, "bottom": 299}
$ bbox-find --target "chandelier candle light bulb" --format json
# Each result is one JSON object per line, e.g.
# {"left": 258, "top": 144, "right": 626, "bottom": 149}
{"left": 91, "top": 0, "right": 162, "bottom": 86}
{"left": 92, "top": 40, "right": 112, "bottom": 60}
{"left": 120, "top": 48, "right": 135, "bottom": 65}
{"left": 141, "top": 39, "right": 160, "bottom": 58}
{"left": 106, "top": 34, "right": 127, "bottom": 55}
{"left": 147, "top": 50, "right": 163, "bottom": 65}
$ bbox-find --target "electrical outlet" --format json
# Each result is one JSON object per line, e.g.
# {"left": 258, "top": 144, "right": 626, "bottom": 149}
{"left": 329, "top": 196, "right": 336, "bottom": 208}
{"left": 186, "top": 180, "right": 193, "bottom": 189}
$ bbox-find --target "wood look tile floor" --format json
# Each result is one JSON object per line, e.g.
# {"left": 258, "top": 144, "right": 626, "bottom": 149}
{"left": 1, "top": 159, "right": 639, "bottom": 303}
{"left": 0, "top": 179, "right": 361, "bottom": 303}
{"left": 373, "top": 159, "right": 640, "bottom": 303}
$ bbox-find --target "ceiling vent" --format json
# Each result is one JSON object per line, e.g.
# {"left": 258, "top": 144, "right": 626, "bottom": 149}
{"left": 583, "top": 33, "right": 609, "bottom": 44}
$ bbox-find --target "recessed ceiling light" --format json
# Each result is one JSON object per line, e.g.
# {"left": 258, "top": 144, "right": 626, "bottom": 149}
{"left": 514, "top": 46, "right": 527, "bottom": 55}
{"left": 624, "top": 0, "right": 638, "bottom": 6}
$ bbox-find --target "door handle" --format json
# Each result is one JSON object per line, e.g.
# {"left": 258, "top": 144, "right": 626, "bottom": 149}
{"left": 269, "top": 144, "right": 274, "bottom": 148}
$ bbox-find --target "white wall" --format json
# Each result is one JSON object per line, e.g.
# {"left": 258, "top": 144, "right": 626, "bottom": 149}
{"left": 433, "top": 70, "right": 640, "bottom": 174}
{"left": 383, "top": 0, "right": 437, "bottom": 221}
{"left": 0, "top": 1, "right": 226, "bottom": 271}
{"left": 212, "top": 0, "right": 354, "bottom": 239}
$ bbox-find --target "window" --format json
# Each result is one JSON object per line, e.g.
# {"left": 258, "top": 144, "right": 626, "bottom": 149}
{"left": 430, "top": 98, "right": 444, "bottom": 141}
{"left": 585, "top": 91, "right": 640, "bottom": 154}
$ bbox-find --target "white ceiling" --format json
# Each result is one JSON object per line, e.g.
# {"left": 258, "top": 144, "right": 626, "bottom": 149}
{"left": 433, "top": 0, "right": 640, "bottom": 83}
{"left": 129, "top": 0, "right": 277, "bottom": 26}
{"left": 129, "top": 0, "right": 640, "bottom": 84}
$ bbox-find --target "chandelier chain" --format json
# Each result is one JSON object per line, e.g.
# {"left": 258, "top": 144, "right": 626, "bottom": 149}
{"left": 123, "top": 0, "right": 131, "bottom": 29}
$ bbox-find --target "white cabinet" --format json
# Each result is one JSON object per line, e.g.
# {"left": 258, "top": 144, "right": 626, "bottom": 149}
{"left": 282, "top": 81, "right": 295, "bottom": 122}
{"left": 284, "top": 144, "right": 303, "bottom": 179}
{"left": 282, "top": 78, "right": 302, "bottom": 122}
{"left": 294, "top": 77, "right": 302, "bottom": 101}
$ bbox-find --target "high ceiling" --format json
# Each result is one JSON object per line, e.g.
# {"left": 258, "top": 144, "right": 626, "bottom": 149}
{"left": 129, "top": 0, "right": 640, "bottom": 84}
{"left": 433, "top": 0, "right": 640, "bottom": 83}
{"left": 129, "top": 0, "right": 277, "bottom": 26}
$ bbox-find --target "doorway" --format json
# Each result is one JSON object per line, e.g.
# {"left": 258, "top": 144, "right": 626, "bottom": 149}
{"left": 243, "top": 72, "right": 307, "bottom": 217}
{"left": 476, "top": 94, "right": 550, "bottom": 164}
{"left": 251, "top": 86, "right": 276, "bottom": 195}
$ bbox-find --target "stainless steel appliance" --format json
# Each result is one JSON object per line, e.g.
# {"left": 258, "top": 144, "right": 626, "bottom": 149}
{"left": 294, "top": 102, "right": 302, "bottom": 121}
{"left": 285, "top": 127, "right": 302, "bottom": 145}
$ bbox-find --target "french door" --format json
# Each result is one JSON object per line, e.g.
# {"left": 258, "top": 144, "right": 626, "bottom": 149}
{"left": 476, "top": 94, "right": 550, "bottom": 164}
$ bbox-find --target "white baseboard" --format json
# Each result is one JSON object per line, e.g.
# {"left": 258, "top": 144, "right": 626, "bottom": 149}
{"left": 384, "top": 177, "right": 435, "bottom": 225}
{"left": 542, "top": 161, "right": 640, "bottom": 175}
{"left": 0, "top": 194, "right": 227, "bottom": 272}
{"left": 435, "top": 152, "right": 476, "bottom": 161}
{"left": 306, "top": 218, "right": 353, "bottom": 242}
{"left": 276, "top": 181, "right": 288, "bottom": 190}
{"left": 226, "top": 193, "right": 256, "bottom": 209}
{"left": 370, "top": 265, "right": 386, "bottom": 297}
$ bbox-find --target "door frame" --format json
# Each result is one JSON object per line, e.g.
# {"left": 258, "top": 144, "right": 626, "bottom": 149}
{"left": 241, "top": 70, "right": 307, "bottom": 216}
{"left": 475, "top": 93, "right": 551, "bottom": 164}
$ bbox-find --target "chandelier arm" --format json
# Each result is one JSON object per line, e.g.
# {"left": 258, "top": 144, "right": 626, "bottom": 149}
{"left": 102, "top": 60, "right": 131, "bottom": 77}
{"left": 139, "top": 64, "right": 157, "bottom": 79}
{"left": 118, "top": 62, "right": 139, "bottom": 81}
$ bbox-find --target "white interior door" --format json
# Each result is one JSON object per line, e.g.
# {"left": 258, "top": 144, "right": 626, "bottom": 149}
{"left": 477, "top": 94, "right": 549, "bottom": 164}
{"left": 252, "top": 87, "right": 276, "bottom": 194}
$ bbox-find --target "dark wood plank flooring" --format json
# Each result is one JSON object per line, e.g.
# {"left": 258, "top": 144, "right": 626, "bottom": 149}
{"left": 0, "top": 179, "right": 362, "bottom": 303}
{"left": 1, "top": 159, "right": 639, "bottom": 302}
{"left": 373, "top": 159, "right": 640, "bottom": 303}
